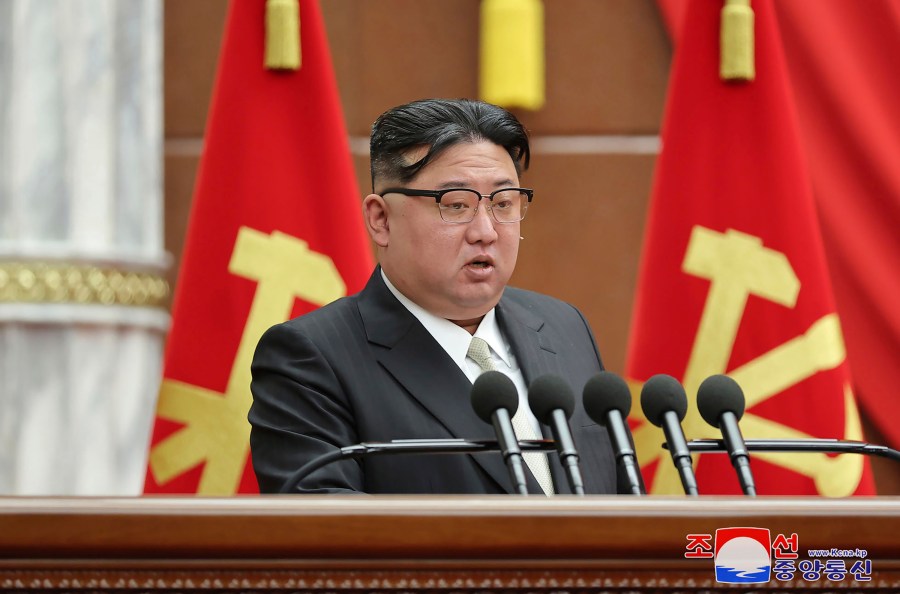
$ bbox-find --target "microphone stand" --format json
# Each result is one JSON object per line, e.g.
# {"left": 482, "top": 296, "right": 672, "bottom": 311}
{"left": 679, "top": 438, "right": 900, "bottom": 461}
{"left": 284, "top": 438, "right": 558, "bottom": 493}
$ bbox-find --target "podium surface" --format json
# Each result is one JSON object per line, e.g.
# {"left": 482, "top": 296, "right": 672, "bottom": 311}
{"left": 1, "top": 496, "right": 898, "bottom": 591}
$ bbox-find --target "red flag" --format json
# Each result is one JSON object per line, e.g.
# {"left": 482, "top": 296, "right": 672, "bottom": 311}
{"left": 145, "top": 0, "right": 373, "bottom": 494}
{"left": 775, "top": 1, "right": 900, "bottom": 457}
{"left": 660, "top": 0, "right": 900, "bottom": 460}
{"left": 627, "top": 0, "right": 875, "bottom": 495}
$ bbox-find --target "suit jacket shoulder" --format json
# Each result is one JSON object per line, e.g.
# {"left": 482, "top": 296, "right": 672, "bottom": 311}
{"left": 496, "top": 286, "right": 605, "bottom": 382}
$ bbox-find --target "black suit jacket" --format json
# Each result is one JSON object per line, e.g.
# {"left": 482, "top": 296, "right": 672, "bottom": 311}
{"left": 249, "top": 268, "right": 625, "bottom": 494}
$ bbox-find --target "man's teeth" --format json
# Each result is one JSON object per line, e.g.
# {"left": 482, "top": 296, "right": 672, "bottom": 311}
{"left": 470, "top": 262, "right": 489, "bottom": 268}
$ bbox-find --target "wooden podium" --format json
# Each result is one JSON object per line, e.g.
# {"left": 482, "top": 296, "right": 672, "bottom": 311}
{"left": 1, "top": 496, "right": 898, "bottom": 592}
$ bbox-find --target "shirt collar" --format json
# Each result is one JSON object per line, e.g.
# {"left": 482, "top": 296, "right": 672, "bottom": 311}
{"left": 380, "top": 269, "right": 509, "bottom": 367}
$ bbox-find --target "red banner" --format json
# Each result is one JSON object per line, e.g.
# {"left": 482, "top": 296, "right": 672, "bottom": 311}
{"left": 659, "top": 0, "right": 900, "bottom": 460}
{"left": 628, "top": 0, "right": 875, "bottom": 495}
{"left": 776, "top": 1, "right": 900, "bottom": 456}
{"left": 145, "top": 0, "right": 373, "bottom": 494}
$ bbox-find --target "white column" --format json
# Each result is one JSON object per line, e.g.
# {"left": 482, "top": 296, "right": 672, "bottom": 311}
{"left": 0, "top": 0, "right": 167, "bottom": 495}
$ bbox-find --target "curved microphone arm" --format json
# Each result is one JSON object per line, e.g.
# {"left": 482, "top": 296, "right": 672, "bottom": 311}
{"left": 681, "top": 438, "right": 900, "bottom": 462}
{"left": 283, "top": 438, "right": 558, "bottom": 493}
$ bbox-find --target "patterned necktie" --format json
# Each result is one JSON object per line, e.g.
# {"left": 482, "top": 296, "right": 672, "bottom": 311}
{"left": 466, "top": 337, "right": 554, "bottom": 495}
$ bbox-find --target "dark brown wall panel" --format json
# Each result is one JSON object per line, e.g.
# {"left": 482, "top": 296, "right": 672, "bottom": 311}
{"left": 325, "top": 0, "right": 670, "bottom": 136}
{"left": 326, "top": 0, "right": 481, "bottom": 135}
{"left": 521, "top": 0, "right": 671, "bottom": 134}
{"left": 163, "top": 0, "right": 227, "bottom": 137}
{"left": 511, "top": 153, "right": 656, "bottom": 375}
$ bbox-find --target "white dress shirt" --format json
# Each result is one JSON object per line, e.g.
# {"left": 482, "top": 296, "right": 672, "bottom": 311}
{"left": 381, "top": 270, "right": 543, "bottom": 437}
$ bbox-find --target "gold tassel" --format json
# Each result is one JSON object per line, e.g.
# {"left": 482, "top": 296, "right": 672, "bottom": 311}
{"left": 479, "top": 0, "right": 545, "bottom": 110}
{"left": 265, "top": 0, "right": 301, "bottom": 70}
{"left": 720, "top": 0, "right": 754, "bottom": 81}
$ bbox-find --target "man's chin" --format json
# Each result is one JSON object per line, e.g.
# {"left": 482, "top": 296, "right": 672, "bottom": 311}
{"left": 444, "top": 289, "right": 504, "bottom": 320}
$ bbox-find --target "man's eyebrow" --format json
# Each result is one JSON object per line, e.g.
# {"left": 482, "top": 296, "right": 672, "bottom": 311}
{"left": 433, "top": 181, "right": 466, "bottom": 189}
{"left": 433, "top": 179, "right": 516, "bottom": 190}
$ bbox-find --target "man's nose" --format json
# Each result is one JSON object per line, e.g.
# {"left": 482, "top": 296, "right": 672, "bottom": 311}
{"left": 467, "top": 199, "right": 499, "bottom": 238}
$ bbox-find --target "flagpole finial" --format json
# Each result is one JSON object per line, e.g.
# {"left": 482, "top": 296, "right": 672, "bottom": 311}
{"left": 479, "top": 0, "right": 545, "bottom": 110}
{"left": 720, "top": 0, "right": 755, "bottom": 81}
{"left": 266, "top": 0, "right": 301, "bottom": 70}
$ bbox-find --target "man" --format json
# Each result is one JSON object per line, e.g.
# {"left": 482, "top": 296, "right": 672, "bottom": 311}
{"left": 250, "top": 98, "right": 625, "bottom": 494}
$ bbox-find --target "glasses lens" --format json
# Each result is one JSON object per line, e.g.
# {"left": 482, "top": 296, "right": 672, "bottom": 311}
{"left": 438, "top": 190, "right": 479, "bottom": 222}
{"left": 490, "top": 189, "right": 528, "bottom": 223}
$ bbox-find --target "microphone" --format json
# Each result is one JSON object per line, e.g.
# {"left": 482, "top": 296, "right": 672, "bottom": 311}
{"left": 696, "top": 374, "right": 756, "bottom": 496}
{"left": 471, "top": 370, "right": 530, "bottom": 495}
{"left": 528, "top": 374, "right": 584, "bottom": 495}
{"left": 640, "top": 374, "right": 699, "bottom": 496}
{"left": 582, "top": 371, "right": 644, "bottom": 495}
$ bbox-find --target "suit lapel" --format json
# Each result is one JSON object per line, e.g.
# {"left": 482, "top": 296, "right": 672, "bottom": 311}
{"left": 497, "top": 293, "right": 604, "bottom": 495}
{"left": 495, "top": 295, "right": 558, "bottom": 382}
{"left": 496, "top": 295, "right": 570, "bottom": 493}
{"left": 357, "top": 270, "right": 515, "bottom": 494}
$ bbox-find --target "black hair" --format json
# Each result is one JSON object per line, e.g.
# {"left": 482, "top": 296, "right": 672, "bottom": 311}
{"left": 369, "top": 98, "right": 530, "bottom": 190}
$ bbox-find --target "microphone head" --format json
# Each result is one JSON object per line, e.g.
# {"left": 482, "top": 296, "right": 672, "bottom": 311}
{"left": 527, "top": 374, "right": 575, "bottom": 424}
{"left": 471, "top": 370, "right": 519, "bottom": 424}
{"left": 697, "top": 374, "right": 746, "bottom": 426}
{"left": 582, "top": 371, "right": 632, "bottom": 425}
{"left": 640, "top": 374, "right": 688, "bottom": 427}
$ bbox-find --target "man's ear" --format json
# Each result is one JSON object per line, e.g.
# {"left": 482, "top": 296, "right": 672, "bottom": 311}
{"left": 363, "top": 194, "right": 390, "bottom": 247}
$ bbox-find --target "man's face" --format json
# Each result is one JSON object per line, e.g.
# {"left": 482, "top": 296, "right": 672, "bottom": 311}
{"left": 365, "top": 141, "right": 523, "bottom": 322}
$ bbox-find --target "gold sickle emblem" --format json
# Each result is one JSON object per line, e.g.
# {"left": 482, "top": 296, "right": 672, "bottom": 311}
{"left": 149, "top": 227, "right": 345, "bottom": 494}
{"left": 630, "top": 226, "right": 864, "bottom": 496}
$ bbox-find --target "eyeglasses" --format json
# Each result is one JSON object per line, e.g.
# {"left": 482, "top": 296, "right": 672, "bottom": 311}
{"left": 379, "top": 187, "right": 534, "bottom": 224}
